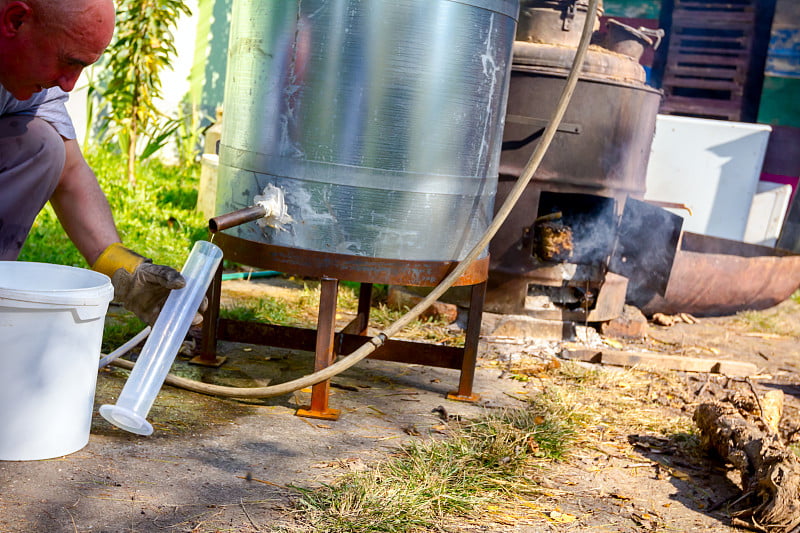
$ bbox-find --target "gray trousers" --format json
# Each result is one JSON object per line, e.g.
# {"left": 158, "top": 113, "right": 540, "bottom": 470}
{"left": 0, "top": 116, "right": 65, "bottom": 260}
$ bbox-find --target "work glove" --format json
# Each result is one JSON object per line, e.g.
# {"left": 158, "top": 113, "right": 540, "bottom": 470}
{"left": 92, "top": 243, "right": 203, "bottom": 326}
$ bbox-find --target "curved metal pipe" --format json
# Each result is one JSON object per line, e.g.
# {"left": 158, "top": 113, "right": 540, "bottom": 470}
{"left": 208, "top": 205, "right": 268, "bottom": 233}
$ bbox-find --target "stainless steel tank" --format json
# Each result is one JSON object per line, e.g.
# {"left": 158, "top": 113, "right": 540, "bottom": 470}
{"left": 216, "top": 0, "right": 519, "bottom": 261}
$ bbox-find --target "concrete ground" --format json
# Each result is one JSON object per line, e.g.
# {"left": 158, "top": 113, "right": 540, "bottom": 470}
{"left": 3, "top": 277, "right": 798, "bottom": 532}
{"left": 0, "top": 337, "right": 528, "bottom": 532}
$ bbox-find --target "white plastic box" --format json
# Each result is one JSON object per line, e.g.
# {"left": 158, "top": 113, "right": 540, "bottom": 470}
{"left": 645, "top": 114, "right": 772, "bottom": 242}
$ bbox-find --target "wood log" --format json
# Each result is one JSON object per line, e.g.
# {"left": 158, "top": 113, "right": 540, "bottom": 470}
{"left": 693, "top": 391, "right": 800, "bottom": 532}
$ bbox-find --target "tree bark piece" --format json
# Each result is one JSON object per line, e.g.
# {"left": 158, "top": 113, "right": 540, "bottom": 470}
{"left": 693, "top": 391, "right": 800, "bottom": 532}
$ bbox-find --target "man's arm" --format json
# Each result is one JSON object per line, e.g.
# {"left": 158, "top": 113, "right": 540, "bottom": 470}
{"left": 49, "top": 137, "right": 121, "bottom": 265}
{"left": 49, "top": 137, "right": 199, "bottom": 326}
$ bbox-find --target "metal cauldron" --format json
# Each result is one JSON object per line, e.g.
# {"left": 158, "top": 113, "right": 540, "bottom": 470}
{"left": 486, "top": 8, "right": 666, "bottom": 317}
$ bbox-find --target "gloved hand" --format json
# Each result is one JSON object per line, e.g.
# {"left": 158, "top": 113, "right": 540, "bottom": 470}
{"left": 92, "top": 243, "right": 203, "bottom": 326}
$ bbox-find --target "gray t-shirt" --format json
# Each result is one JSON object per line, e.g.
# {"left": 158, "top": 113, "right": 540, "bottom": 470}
{"left": 0, "top": 86, "right": 76, "bottom": 139}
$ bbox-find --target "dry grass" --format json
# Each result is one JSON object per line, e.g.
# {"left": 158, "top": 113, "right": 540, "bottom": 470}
{"left": 552, "top": 362, "right": 696, "bottom": 439}
{"left": 282, "top": 360, "right": 703, "bottom": 532}
{"left": 286, "top": 394, "right": 579, "bottom": 532}
{"left": 369, "top": 304, "right": 465, "bottom": 346}
{"left": 734, "top": 308, "right": 800, "bottom": 337}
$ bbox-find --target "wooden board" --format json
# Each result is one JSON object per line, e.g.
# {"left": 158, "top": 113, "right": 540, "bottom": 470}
{"left": 561, "top": 348, "right": 759, "bottom": 377}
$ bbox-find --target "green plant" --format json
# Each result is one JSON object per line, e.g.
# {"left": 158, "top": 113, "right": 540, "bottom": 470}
{"left": 174, "top": 95, "right": 205, "bottom": 166}
{"left": 80, "top": 65, "right": 102, "bottom": 152}
{"left": 102, "top": 0, "right": 192, "bottom": 186}
{"left": 668, "top": 430, "right": 704, "bottom": 459}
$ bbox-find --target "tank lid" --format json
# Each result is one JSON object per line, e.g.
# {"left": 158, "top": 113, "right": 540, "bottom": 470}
{"left": 512, "top": 41, "right": 651, "bottom": 87}
{"left": 451, "top": 0, "right": 520, "bottom": 21}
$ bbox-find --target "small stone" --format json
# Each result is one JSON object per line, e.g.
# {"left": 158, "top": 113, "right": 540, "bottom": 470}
{"left": 490, "top": 315, "right": 576, "bottom": 341}
{"left": 600, "top": 305, "right": 648, "bottom": 339}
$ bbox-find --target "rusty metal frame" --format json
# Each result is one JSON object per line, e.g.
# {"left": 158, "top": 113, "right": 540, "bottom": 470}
{"left": 198, "top": 232, "right": 489, "bottom": 419}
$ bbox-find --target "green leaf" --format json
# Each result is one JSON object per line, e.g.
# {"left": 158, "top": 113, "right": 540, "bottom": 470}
{"left": 101, "top": 0, "right": 195, "bottom": 177}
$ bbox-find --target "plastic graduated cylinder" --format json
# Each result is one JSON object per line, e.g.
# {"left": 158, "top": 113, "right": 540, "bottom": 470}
{"left": 99, "top": 240, "right": 223, "bottom": 435}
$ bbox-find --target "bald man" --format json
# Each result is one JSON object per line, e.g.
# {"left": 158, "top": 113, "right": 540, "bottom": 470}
{"left": 0, "top": 0, "right": 189, "bottom": 325}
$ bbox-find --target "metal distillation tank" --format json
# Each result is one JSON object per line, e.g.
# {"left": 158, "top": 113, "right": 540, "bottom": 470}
{"left": 216, "top": 0, "right": 519, "bottom": 261}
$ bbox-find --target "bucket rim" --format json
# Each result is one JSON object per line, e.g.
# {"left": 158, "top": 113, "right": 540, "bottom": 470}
{"left": 0, "top": 261, "right": 114, "bottom": 307}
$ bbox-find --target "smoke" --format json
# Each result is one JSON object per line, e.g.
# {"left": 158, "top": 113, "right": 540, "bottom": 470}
{"left": 531, "top": 191, "right": 683, "bottom": 309}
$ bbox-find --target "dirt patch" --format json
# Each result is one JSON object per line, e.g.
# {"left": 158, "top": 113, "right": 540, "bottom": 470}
{"left": 0, "top": 277, "right": 798, "bottom": 532}
{"left": 479, "top": 298, "right": 800, "bottom": 532}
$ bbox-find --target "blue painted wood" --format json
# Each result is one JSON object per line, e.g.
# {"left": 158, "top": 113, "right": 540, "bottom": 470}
{"left": 766, "top": 28, "right": 800, "bottom": 77}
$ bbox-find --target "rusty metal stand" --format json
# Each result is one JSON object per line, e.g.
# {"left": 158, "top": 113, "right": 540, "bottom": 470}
{"left": 295, "top": 277, "right": 341, "bottom": 420}
{"left": 198, "top": 233, "right": 489, "bottom": 420}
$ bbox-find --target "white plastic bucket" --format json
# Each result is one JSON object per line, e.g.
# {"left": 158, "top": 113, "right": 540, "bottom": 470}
{"left": 0, "top": 262, "right": 113, "bottom": 460}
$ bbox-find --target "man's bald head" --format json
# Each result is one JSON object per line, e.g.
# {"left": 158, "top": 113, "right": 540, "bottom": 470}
{"left": 0, "top": 0, "right": 116, "bottom": 99}
{"left": 28, "top": 0, "right": 115, "bottom": 41}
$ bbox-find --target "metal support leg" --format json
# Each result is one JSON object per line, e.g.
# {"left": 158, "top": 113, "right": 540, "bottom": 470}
{"left": 447, "top": 280, "right": 486, "bottom": 403}
{"left": 296, "top": 277, "right": 342, "bottom": 420}
{"left": 342, "top": 282, "right": 372, "bottom": 335}
{"left": 192, "top": 263, "right": 227, "bottom": 367}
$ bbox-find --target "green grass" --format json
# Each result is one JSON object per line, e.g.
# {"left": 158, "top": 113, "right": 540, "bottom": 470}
{"left": 735, "top": 310, "right": 778, "bottom": 334}
{"left": 17, "top": 203, "right": 86, "bottom": 266}
{"left": 19, "top": 145, "right": 206, "bottom": 268}
{"left": 289, "top": 396, "right": 578, "bottom": 532}
{"left": 296, "top": 281, "right": 360, "bottom": 315}
{"left": 220, "top": 296, "right": 302, "bottom": 327}
{"left": 734, "top": 309, "right": 799, "bottom": 337}
{"left": 219, "top": 281, "right": 360, "bottom": 328}
{"left": 101, "top": 309, "right": 146, "bottom": 354}
{"left": 18, "top": 145, "right": 206, "bottom": 351}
